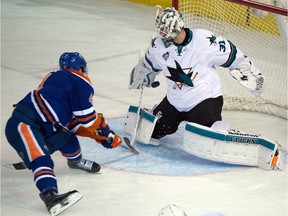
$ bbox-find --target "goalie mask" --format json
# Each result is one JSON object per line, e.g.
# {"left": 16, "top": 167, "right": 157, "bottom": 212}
{"left": 59, "top": 52, "right": 88, "bottom": 75}
{"left": 155, "top": 8, "right": 184, "bottom": 45}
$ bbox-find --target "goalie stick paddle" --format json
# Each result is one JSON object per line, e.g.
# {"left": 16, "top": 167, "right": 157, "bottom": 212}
{"left": 1, "top": 161, "right": 27, "bottom": 170}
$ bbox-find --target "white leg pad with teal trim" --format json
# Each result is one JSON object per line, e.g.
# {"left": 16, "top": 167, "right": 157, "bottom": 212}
{"left": 183, "top": 122, "right": 282, "bottom": 170}
{"left": 123, "top": 105, "right": 158, "bottom": 145}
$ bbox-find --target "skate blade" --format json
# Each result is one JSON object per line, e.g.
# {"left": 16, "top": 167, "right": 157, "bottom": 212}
{"left": 50, "top": 192, "right": 83, "bottom": 216}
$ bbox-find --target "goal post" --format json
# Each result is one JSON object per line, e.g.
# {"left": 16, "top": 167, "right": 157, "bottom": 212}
{"left": 225, "top": 0, "right": 287, "bottom": 16}
{"left": 172, "top": 0, "right": 288, "bottom": 119}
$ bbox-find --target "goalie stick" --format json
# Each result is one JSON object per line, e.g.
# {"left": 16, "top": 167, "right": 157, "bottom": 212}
{"left": 123, "top": 5, "right": 162, "bottom": 152}
{"left": 123, "top": 83, "right": 144, "bottom": 152}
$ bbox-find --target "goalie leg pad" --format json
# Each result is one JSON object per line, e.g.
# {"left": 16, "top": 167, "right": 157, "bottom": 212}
{"left": 183, "top": 122, "right": 282, "bottom": 170}
{"left": 124, "top": 105, "right": 158, "bottom": 145}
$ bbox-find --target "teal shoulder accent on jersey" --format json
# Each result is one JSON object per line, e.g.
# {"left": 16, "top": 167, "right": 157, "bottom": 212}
{"left": 145, "top": 53, "right": 161, "bottom": 73}
{"left": 221, "top": 40, "right": 238, "bottom": 68}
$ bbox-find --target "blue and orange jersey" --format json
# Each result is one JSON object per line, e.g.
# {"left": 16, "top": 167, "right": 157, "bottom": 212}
{"left": 19, "top": 69, "right": 97, "bottom": 130}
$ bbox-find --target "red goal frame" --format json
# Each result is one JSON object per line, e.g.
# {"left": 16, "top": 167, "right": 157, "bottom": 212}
{"left": 172, "top": 0, "right": 288, "bottom": 16}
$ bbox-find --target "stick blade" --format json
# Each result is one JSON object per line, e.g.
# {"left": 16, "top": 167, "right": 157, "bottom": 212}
{"left": 123, "top": 137, "right": 139, "bottom": 154}
{"left": 1, "top": 161, "right": 27, "bottom": 170}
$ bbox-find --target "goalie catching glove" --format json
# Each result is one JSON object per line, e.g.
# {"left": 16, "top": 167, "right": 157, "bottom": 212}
{"left": 129, "top": 57, "right": 157, "bottom": 89}
{"left": 230, "top": 56, "right": 264, "bottom": 96}
{"left": 94, "top": 114, "right": 122, "bottom": 148}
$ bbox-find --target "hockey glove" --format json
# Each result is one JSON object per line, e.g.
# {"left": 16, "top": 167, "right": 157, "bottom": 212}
{"left": 230, "top": 57, "right": 264, "bottom": 96}
{"left": 129, "top": 58, "right": 156, "bottom": 89}
{"left": 94, "top": 114, "right": 122, "bottom": 149}
{"left": 99, "top": 131, "right": 122, "bottom": 149}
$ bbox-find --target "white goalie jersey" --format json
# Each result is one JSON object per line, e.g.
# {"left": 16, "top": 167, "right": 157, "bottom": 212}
{"left": 143, "top": 28, "right": 246, "bottom": 112}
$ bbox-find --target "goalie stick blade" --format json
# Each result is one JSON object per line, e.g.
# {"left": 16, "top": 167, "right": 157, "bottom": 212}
{"left": 49, "top": 191, "right": 83, "bottom": 216}
{"left": 123, "top": 137, "right": 139, "bottom": 154}
{"left": 1, "top": 161, "right": 27, "bottom": 170}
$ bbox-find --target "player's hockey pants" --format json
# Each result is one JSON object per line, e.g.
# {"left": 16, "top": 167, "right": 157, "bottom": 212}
{"left": 5, "top": 104, "right": 82, "bottom": 169}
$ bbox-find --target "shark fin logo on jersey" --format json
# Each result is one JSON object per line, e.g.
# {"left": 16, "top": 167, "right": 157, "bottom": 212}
{"left": 166, "top": 60, "right": 194, "bottom": 89}
{"left": 207, "top": 35, "right": 217, "bottom": 46}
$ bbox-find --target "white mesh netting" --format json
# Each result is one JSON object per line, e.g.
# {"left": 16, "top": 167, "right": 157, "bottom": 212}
{"left": 177, "top": 0, "right": 287, "bottom": 118}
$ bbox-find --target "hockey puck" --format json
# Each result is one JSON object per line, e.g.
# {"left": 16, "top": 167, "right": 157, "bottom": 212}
{"left": 151, "top": 81, "right": 160, "bottom": 88}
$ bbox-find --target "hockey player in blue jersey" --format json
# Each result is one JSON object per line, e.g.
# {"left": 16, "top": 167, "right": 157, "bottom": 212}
{"left": 5, "top": 52, "right": 122, "bottom": 216}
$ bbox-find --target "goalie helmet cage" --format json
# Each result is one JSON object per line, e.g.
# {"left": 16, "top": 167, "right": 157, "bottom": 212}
{"left": 172, "top": 0, "right": 288, "bottom": 119}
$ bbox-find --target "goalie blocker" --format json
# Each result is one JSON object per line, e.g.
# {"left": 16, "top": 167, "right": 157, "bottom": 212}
{"left": 183, "top": 121, "right": 283, "bottom": 170}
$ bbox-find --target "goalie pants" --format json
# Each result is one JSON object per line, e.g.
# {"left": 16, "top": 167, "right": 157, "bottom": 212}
{"left": 151, "top": 96, "right": 223, "bottom": 139}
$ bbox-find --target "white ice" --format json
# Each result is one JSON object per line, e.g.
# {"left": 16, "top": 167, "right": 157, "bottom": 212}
{"left": 1, "top": 0, "right": 287, "bottom": 216}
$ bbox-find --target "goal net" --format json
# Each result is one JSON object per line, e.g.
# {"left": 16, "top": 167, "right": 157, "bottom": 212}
{"left": 172, "top": 0, "right": 287, "bottom": 119}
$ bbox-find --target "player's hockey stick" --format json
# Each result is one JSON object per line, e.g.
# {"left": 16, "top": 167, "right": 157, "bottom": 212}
{"left": 1, "top": 161, "right": 27, "bottom": 170}
{"left": 123, "top": 137, "right": 139, "bottom": 154}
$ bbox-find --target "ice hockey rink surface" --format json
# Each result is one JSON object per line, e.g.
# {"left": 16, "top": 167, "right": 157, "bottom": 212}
{"left": 1, "top": 0, "right": 287, "bottom": 215}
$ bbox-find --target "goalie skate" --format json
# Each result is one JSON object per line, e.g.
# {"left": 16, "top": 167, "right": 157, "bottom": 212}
{"left": 40, "top": 190, "right": 83, "bottom": 216}
{"left": 271, "top": 149, "right": 283, "bottom": 170}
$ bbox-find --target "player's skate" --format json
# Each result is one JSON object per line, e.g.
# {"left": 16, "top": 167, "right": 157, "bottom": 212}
{"left": 40, "top": 190, "right": 82, "bottom": 216}
{"left": 67, "top": 158, "right": 100, "bottom": 173}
